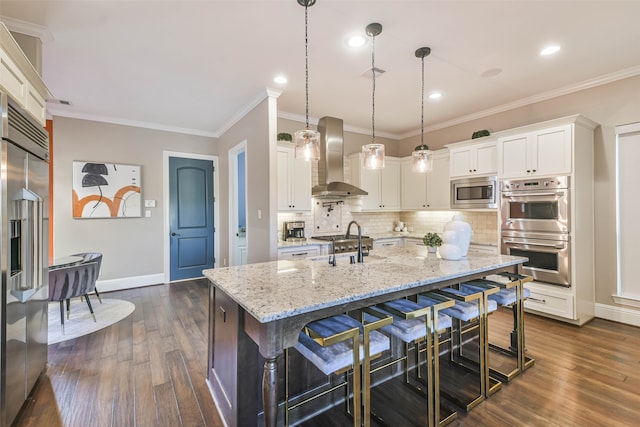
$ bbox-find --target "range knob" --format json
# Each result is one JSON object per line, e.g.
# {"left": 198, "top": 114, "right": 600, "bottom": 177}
{"left": 544, "top": 181, "right": 549, "bottom": 186}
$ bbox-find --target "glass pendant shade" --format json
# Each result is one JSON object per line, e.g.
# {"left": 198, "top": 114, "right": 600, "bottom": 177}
{"left": 294, "top": 129, "right": 320, "bottom": 162}
{"left": 412, "top": 144, "right": 433, "bottom": 173}
{"left": 362, "top": 143, "right": 385, "bottom": 170}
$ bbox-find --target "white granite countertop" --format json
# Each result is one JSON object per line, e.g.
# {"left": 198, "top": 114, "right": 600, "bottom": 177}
{"left": 204, "top": 245, "right": 525, "bottom": 323}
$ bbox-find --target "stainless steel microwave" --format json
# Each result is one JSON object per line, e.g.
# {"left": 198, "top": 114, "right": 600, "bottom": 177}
{"left": 451, "top": 176, "right": 498, "bottom": 209}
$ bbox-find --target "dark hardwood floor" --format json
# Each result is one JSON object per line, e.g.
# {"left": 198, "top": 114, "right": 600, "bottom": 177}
{"left": 14, "top": 279, "right": 640, "bottom": 427}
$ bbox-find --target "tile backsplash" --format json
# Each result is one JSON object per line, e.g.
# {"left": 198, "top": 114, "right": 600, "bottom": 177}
{"left": 279, "top": 207, "right": 498, "bottom": 244}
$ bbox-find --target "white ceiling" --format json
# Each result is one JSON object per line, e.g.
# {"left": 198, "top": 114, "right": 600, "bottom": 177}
{"left": 2, "top": 1, "right": 640, "bottom": 139}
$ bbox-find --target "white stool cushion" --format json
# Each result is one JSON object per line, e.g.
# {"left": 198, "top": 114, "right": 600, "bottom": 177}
{"left": 295, "top": 315, "right": 390, "bottom": 376}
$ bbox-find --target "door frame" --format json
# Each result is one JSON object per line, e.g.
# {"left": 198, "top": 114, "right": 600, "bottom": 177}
{"left": 163, "top": 151, "right": 219, "bottom": 283}
{"left": 229, "top": 141, "right": 247, "bottom": 266}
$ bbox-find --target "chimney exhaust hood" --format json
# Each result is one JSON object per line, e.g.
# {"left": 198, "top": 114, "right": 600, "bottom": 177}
{"left": 312, "top": 116, "right": 368, "bottom": 199}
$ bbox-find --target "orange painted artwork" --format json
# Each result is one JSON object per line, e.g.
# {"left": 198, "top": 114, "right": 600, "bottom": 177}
{"left": 72, "top": 161, "right": 141, "bottom": 218}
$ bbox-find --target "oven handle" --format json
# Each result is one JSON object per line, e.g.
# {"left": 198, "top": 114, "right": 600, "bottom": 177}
{"left": 502, "top": 191, "right": 565, "bottom": 198}
{"left": 503, "top": 241, "right": 567, "bottom": 250}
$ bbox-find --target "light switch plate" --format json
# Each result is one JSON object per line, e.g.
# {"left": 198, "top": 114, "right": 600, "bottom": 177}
{"left": 144, "top": 199, "right": 156, "bottom": 208}
{"left": 145, "top": 210, "right": 151, "bottom": 218}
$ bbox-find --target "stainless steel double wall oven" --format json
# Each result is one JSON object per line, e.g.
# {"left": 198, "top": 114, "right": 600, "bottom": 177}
{"left": 500, "top": 176, "right": 571, "bottom": 287}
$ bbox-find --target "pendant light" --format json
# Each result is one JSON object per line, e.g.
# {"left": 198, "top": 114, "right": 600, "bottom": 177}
{"left": 294, "top": 0, "right": 320, "bottom": 162}
{"left": 362, "top": 23, "right": 385, "bottom": 170}
{"left": 412, "top": 47, "right": 433, "bottom": 173}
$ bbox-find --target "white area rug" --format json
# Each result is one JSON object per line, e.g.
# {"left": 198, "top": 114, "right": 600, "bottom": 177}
{"left": 48, "top": 298, "right": 135, "bottom": 344}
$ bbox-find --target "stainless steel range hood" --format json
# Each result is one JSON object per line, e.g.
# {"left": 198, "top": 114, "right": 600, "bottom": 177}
{"left": 312, "top": 116, "right": 368, "bottom": 199}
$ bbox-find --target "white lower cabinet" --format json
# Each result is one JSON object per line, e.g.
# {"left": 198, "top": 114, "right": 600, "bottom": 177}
{"left": 373, "top": 238, "right": 403, "bottom": 249}
{"left": 277, "top": 245, "right": 321, "bottom": 260}
{"left": 524, "top": 281, "right": 575, "bottom": 320}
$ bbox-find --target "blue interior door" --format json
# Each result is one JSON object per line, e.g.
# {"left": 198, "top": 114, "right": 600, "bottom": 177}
{"left": 169, "top": 157, "right": 215, "bottom": 280}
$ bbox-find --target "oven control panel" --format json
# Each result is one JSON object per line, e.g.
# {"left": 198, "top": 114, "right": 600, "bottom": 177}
{"left": 501, "top": 176, "right": 569, "bottom": 191}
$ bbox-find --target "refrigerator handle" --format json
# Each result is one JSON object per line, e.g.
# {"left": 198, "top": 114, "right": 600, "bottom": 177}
{"left": 16, "top": 188, "right": 44, "bottom": 292}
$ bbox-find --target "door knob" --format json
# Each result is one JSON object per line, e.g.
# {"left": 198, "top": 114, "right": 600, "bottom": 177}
{"left": 171, "top": 232, "right": 180, "bottom": 236}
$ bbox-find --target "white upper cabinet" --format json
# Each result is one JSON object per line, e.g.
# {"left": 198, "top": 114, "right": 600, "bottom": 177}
{"left": 401, "top": 150, "right": 450, "bottom": 210}
{"left": 498, "top": 124, "right": 572, "bottom": 179}
{"left": 350, "top": 154, "right": 401, "bottom": 211}
{"left": 0, "top": 24, "right": 50, "bottom": 126}
{"left": 449, "top": 139, "right": 497, "bottom": 178}
{"left": 277, "top": 143, "right": 312, "bottom": 212}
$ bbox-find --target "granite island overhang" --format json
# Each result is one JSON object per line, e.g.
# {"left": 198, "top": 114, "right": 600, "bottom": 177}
{"left": 203, "top": 245, "right": 527, "bottom": 427}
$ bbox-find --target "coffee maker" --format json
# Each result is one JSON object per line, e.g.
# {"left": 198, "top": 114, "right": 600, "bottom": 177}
{"left": 283, "top": 221, "right": 305, "bottom": 241}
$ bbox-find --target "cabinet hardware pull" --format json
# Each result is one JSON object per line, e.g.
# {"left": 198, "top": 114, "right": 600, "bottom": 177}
{"left": 527, "top": 297, "right": 546, "bottom": 304}
{"left": 292, "top": 252, "right": 308, "bottom": 257}
{"left": 219, "top": 306, "right": 226, "bottom": 322}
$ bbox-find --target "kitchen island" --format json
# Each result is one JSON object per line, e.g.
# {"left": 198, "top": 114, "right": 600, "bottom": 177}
{"left": 204, "top": 245, "right": 526, "bottom": 427}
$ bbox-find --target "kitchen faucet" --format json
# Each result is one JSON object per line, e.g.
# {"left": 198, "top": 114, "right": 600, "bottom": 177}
{"left": 345, "top": 220, "right": 364, "bottom": 263}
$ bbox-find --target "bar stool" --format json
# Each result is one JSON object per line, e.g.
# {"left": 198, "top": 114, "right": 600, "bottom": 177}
{"left": 366, "top": 297, "right": 457, "bottom": 427}
{"left": 419, "top": 286, "right": 500, "bottom": 411}
{"left": 286, "top": 312, "right": 391, "bottom": 427}
{"left": 461, "top": 272, "right": 534, "bottom": 382}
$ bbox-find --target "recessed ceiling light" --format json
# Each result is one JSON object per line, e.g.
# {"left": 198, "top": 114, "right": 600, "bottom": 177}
{"left": 273, "top": 75, "right": 288, "bottom": 84}
{"left": 540, "top": 45, "right": 561, "bottom": 56}
{"left": 346, "top": 35, "right": 366, "bottom": 48}
{"left": 429, "top": 92, "right": 442, "bottom": 100}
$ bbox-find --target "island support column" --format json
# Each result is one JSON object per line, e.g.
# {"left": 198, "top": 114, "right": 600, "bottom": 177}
{"left": 263, "top": 357, "right": 278, "bottom": 427}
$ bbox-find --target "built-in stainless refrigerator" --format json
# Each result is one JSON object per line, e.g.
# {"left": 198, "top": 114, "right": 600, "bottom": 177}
{"left": 0, "top": 92, "right": 49, "bottom": 425}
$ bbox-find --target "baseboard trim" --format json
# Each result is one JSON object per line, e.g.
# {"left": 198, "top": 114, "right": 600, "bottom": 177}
{"left": 595, "top": 303, "right": 640, "bottom": 327}
{"left": 96, "top": 274, "right": 165, "bottom": 293}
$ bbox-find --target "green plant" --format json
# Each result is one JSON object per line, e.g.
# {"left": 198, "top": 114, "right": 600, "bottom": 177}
{"left": 277, "top": 132, "right": 292, "bottom": 142}
{"left": 423, "top": 232, "right": 442, "bottom": 247}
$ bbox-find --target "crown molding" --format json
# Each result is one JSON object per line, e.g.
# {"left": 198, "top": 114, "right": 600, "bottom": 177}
{"left": 399, "top": 65, "right": 640, "bottom": 140}
{"left": 277, "top": 111, "right": 400, "bottom": 140}
{"left": 216, "top": 87, "right": 282, "bottom": 136}
{"left": 47, "top": 106, "right": 218, "bottom": 138}
{"left": 0, "top": 16, "right": 54, "bottom": 42}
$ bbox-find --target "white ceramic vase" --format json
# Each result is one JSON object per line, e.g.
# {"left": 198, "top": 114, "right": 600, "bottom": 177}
{"left": 444, "top": 215, "right": 472, "bottom": 257}
{"left": 439, "top": 230, "right": 462, "bottom": 260}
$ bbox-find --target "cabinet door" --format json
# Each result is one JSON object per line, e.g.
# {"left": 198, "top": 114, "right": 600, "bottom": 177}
{"left": 474, "top": 141, "right": 498, "bottom": 175}
{"left": 360, "top": 166, "right": 381, "bottom": 210}
{"left": 0, "top": 50, "right": 27, "bottom": 106}
{"left": 380, "top": 159, "right": 401, "bottom": 210}
{"left": 291, "top": 154, "right": 311, "bottom": 211}
{"left": 401, "top": 159, "right": 428, "bottom": 209}
{"left": 531, "top": 124, "right": 572, "bottom": 176}
{"left": 276, "top": 148, "right": 292, "bottom": 211}
{"left": 427, "top": 151, "right": 450, "bottom": 209}
{"left": 450, "top": 147, "right": 473, "bottom": 178}
{"left": 498, "top": 134, "right": 529, "bottom": 178}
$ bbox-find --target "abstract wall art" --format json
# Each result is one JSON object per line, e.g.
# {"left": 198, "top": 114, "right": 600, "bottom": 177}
{"left": 72, "top": 161, "right": 142, "bottom": 218}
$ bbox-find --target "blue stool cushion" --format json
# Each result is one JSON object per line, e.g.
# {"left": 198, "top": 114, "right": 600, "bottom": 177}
{"left": 366, "top": 299, "right": 453, "bottom": 344}
{"left": 295, "top": 315, "right": 390, "bottom": 376}
{"left": 419, "top": 291, "right": 497, "bottom": 322}
{"left": 461, "top": 283, "right": 531, "bottom": 307}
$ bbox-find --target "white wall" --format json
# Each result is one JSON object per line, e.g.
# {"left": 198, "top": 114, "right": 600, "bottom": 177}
{"left": 51, "top": 116, "right": 217, "bottom": 287}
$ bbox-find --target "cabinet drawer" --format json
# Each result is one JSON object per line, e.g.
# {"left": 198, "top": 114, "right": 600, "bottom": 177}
{"left": 524, "top": 283, "right": 574, "bottom": 319}
{"left": 278, "top": 246, "right": 320, "bottom": 260}
{"left": 373, "top": 238, "right": 402, "bottom": 249}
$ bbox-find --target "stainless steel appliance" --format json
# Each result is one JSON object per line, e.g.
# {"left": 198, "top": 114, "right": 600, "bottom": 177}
{"left": 451, "top": 176, "right": 497, "bottom": 209}
{"left": 1, "top": 93, "right": 49, "bottom": 426}
{"left": 500, "top": 176, "right": 570, "bottom": 234}
{"left": 501, "top": 231, "right": 570, "bottom": 287}
{"left": 500, "top": 176, "right": 571, "bottom": 287}
{"left": 312, "top": 116, "right": 368, "bottom": 199}
{"left": 283, "top": 221, "right": 306, "bottom": 241}
{"left": 312, "top": 234, "right": 374, "bottom": 254}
